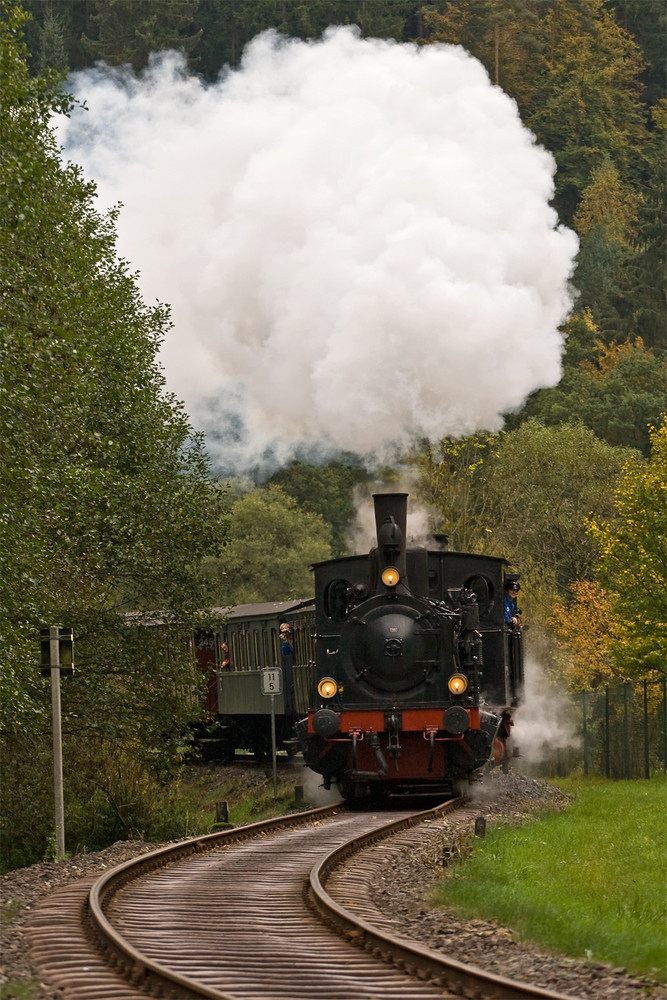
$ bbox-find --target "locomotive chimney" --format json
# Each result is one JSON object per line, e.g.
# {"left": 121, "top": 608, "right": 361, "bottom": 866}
{"left": 373, "top": 493, "right": 408, "bottom": 589}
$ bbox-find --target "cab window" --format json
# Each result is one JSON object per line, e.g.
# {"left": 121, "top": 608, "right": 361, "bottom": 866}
{"left": 324, "top": 579, "right": 349, "bottom": 622}
{"left": 464, "top": 574, "right": 495, "bottom": 618}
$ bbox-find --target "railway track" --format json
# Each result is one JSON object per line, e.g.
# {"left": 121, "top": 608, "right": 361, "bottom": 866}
{"left": 26, "top": 800, "right": 579, "bottom": 1000}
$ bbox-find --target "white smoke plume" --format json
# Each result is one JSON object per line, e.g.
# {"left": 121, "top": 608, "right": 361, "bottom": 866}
{"left": 286, "top": 759, "right": 343, "bottom": 807}
{"left": 58, "top": 27, "right": 578, "bottom": 473}
{"left": 512, "top": 659, "right": 580, "bottom": 765}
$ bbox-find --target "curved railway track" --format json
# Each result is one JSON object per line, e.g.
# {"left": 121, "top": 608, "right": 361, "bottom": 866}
{"left": 26, "top": 800, "right": 578, "bottom": 1000}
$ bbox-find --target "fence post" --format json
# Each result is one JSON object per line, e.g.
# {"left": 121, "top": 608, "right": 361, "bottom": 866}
{"left": 643, "top": 679, "right": 650, "bottom": 779}
{"left": 604, "top": 688, "right": 610, "bottom": 778}
{"left": 582, "top": 691, "right": 588, "bottom": 776}
{"left": 623, "top": 682, "right": 631, "bottom": 780}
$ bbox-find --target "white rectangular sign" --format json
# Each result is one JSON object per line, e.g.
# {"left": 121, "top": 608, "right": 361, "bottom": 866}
{"left": 261, "top": 667, "right": 282, "bottom": 696}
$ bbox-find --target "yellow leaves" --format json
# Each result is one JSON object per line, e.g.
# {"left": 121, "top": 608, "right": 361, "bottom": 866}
{"left": 574, "top": 160, "right": 639, "bottom": 243}
{"left": 549, "top": 580, "right": 619, "bottom": 690}
{"left": 579, "top": 337, "right": 648, "bottom": 380}
{"left": 570, "top": 417, "right": 667, "bottom": 681}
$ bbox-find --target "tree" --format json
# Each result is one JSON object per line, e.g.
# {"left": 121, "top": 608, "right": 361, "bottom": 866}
{"left": 610, "top": 0, "right": 666, "bottom": 108}
{"left": 422, "top": 0, "right": 545, "bottom": 114}
{"left": 267, "top": 456, "right": 369, "bottom": 556}
{"left": 423, "top": 0, "right": 661, "bottom": 347}
{"left": 587, "top": 418, "right": 667, "bottom": 676}
{"left": 571, "top": 159, "right": 638, "bottom": 331}
{"left": 412, "top": 432, "right": 496, "bottom": 552}
{"left": 514, "top": 312, "right": 667, "bottom": 456}
{"left": 574, "top": 159, "right": 639, "bottom": 245}
{"left": 202, "top": 484, "right": 332, "bottom": 606}
{"left": 81, "top": 0, "right": 201, "bottom": 72}
{"left": 0, "top": 2, "right": 228, "bottom": 864}
{"left": 549, "top": 580, "right": 618, "bottom": 690}
{"left": 616, "top": 98, "right": 666, "bottom": 351}
{"left": 528, "top": 0, "right": 648, "bottom": 223}
{"left": 481, "top": 420, "right": 637, "bottom": 593}
{"left": 36, "top": 2, "right": 68, "bottom": 73}
{"left": 192, "top": 0, "right": 416, "bottom": 80}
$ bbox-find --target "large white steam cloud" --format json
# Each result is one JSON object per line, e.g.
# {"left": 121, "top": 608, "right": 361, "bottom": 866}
{"left": 59, "top": 27, "right": 578, "bottom": 472}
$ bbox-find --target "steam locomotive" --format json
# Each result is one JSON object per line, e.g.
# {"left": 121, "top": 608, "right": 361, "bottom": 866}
{"left": 198, "top": 492, "right": 523, "bottom": 801}
{"left": 296, "top": 493, "right": 523, "bottom": 801}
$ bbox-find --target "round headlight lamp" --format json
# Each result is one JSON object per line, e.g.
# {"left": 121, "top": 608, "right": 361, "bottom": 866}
{"left": 448, "top": 673, "right": 468, "bottom": 696}
{"left": 381, "top": 566, "right": 400, "bottom": 587}
{"left": 317, "top": 676, "right": 338, "bottom": 699}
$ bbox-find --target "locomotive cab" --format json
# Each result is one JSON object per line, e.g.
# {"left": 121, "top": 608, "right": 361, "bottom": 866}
{"left": 299, "top": 493, "right": 523, "bottom": 800}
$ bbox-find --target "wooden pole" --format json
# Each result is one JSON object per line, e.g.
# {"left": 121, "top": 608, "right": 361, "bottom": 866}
{"left": 49, "top": 627, "right": 65, "bottom": 858}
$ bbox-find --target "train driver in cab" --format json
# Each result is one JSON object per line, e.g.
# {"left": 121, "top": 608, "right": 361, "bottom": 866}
{"left": 504, "top": 580, "right": 522, "bottom": 627}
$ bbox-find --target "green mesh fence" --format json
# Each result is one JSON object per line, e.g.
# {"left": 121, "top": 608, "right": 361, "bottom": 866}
{"left": 580, "top": 678, "right": 667, "bottom": 779}
{"left": 529, "top": 678, "right": 667, "bottom": 779}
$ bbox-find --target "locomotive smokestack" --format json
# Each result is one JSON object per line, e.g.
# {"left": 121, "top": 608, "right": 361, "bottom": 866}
{"left": 373, "top": 493, "right": 408, "bottom": 543}
{"left": 373, "top": 493, "right": 408, "bottom": 588}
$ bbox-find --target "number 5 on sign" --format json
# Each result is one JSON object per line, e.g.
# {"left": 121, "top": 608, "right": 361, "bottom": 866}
{"left": 261, "top": 667, "right": 282, "bottom": 696}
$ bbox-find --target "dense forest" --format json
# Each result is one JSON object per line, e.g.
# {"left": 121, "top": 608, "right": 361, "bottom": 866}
{"left": 1, "top": 0, "right": 665, "bottom": 868}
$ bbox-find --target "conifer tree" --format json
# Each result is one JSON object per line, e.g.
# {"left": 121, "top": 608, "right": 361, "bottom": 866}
{"left": 36, "top": 1, "right": 67, "bottom": 72}
{"left": 82, "top": 0, "right": 201, "bottom": 71}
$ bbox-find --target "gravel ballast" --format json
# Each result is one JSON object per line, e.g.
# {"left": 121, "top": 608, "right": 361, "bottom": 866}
{"left": 1, "top": 768, "right": 665, "bottom": 1000}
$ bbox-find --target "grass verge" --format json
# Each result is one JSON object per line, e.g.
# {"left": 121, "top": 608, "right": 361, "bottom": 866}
{"left": 141, "top": 761, "right": 312, "bottom": 840}
{"left": 432, "top": 776, "right": 667, "bottom": 982}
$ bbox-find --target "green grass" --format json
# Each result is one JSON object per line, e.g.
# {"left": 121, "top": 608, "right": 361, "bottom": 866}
{"left": 0, "top": 978, "right": 45, "bottom": 1000}
{"left": 433, "top": 776, "right": 667, "bottom": 982}
{"left": 134, "top": 764, "right": 308, "bottom": 841}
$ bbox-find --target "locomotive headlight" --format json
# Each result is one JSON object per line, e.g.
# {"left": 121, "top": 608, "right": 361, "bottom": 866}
{"left": 317, "top": 676, "right": 338, "bottom": 699}
{"left": 448, "top": 673, "right": 468, "bottom": 696}
{"left": 381, "top": 566, "right": 400, "bottom": 587}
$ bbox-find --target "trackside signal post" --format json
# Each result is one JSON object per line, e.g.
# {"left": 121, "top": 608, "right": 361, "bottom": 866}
{"left": 40, "top": 627, "right": 74, "bottom": 858}
{"left": 261, "top": 667, "right": 282, "bottom": 798}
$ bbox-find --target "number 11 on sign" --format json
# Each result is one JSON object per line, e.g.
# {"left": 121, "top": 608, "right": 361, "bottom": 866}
{"left": 261, "top": 668, "right": 282, "bottom": 695}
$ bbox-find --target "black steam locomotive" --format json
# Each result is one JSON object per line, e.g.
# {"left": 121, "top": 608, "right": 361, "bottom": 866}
{"left": 297, "top": 493, "right": 523, "bottom": 801}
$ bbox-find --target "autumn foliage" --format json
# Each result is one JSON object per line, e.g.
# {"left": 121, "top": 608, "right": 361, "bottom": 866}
{"left": 553, "top": 418, "right": 667, "bottom": 688}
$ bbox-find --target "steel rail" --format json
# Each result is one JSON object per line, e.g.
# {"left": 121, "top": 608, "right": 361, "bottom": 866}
{"left": 309, "top": 799, "right": 580, "bottom": 1000}
{"left": 85, "top": 796, "right": 582, "bottom": 1000}
{"left": 87, "top": 801, "right": 344, "bottom": 999}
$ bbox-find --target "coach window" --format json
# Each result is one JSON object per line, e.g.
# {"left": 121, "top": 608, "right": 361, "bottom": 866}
{"left": 324, "top": 579, "right": 349, "bottom": 622}
{"left": 464, "top": 574, "right": 495, "bottom": 619}
{"left": 295, "top": 623, "right": 308, "bottom": 662}
{"left": 240, "top": 631, "right": 250, "bottom": 670}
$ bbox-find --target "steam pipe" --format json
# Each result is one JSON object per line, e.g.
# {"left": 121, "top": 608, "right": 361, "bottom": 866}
{"left": 368, "top": 731, "right": 389, "bottom": 776}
